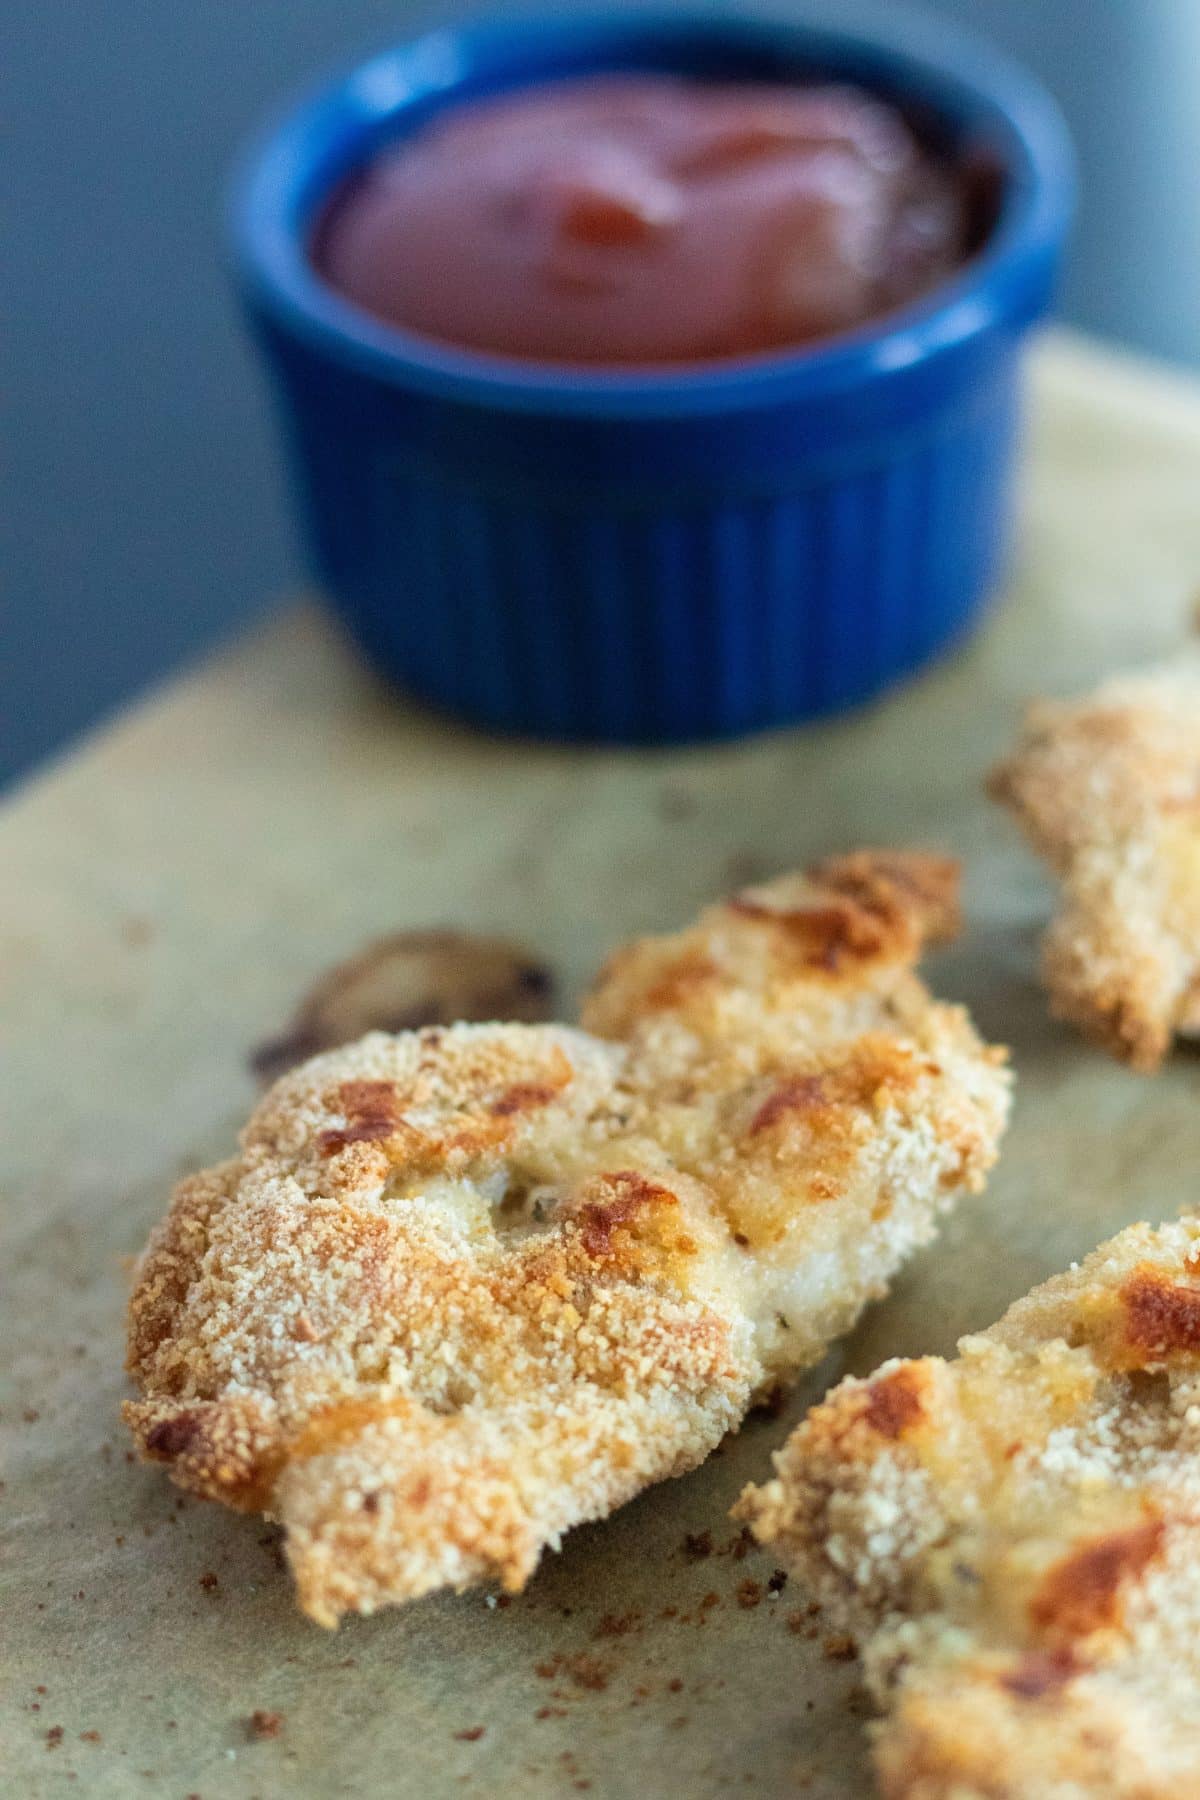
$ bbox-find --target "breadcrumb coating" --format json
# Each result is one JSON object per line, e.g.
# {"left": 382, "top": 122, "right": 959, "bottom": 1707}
{"left": 125, "top": 853, "right": 1009, "bottom": 1625}
{"left": 988, "top": 647, "right": 1200, "bottom": 1070}
{"left": 738, "top": 1218, "right": 1200, "bottom": 1799}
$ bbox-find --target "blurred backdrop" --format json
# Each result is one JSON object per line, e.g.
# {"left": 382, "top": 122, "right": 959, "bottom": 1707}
{"left": 7, "top": 0, "right": 1200, "bottom": 786}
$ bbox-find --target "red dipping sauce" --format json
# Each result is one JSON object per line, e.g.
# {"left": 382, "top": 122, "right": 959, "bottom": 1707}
{"left": 314, "top": 76, "right": 970, "bottom": 366}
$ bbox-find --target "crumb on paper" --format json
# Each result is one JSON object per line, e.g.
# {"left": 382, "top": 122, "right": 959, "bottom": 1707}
{"left": 594, "top": 1611, "right": 642, "bottom": 1638}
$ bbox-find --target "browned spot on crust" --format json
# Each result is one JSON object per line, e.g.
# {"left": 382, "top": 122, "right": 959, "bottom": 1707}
{"left": 862, "top": 1366, "right": 926, "bottom": 1440}
{"left": 811, "top": 850, "right": 962, "bottom": 944}
{"left": 489, "top": 1081, "right": 565, "bottom": 1119}
{"left": 748, "top": 1075, "right": 826, "bottom": 1136}
{"left": 1029, "top": 1516, "right": 1164, "bottom": 1641}
{"left": 745, "top": 1042, "right": 922, "bottom": 1161}
{"left": 641, "top": 950, "right": 720, "bottom": 1013}
{"left": 728, "top": 851, "right": 960, "bottom": 977}
{"left": 728, "top": 895, "right": 890, "bottom": 973}
{"left": 793, "top": 1360, "right": 937, "bottom": 1466}
{"left": 1121, "top": 1267, "right": 1200, "bottom": 1361}
{"left": 579, "top": 1172, "right": 679, "bottom": 1258}
{"left": 144, "top": 1412, "right": 200, "bottom": 1458}
{"left": 1000, "top": 1647, "right": 1083, "bottom": 1700}
{"left": 317, "top": 1080, "right": 402, "bottom": 1156}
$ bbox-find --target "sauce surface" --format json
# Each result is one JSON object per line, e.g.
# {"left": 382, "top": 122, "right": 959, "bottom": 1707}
{"left": 314, "top": 76, "right": 970, "bottom": 366}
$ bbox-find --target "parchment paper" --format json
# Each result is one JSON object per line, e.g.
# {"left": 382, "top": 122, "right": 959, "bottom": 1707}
{"left": 6, "top": 333, "right": 1200, "bottom": 1799}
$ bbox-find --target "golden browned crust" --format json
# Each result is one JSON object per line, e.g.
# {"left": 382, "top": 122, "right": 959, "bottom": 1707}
{"left": 126, "top": 852, "right": 1009, "bottom": 1625}
{"left": 251, "top": 929, "right": 555, "bottom": 1083}
{"left": 988, "top": 649, "right": 1200, "bottom": 1070}
{"left": 738, "top": 1218, "right": 1200, "bottom": 1798}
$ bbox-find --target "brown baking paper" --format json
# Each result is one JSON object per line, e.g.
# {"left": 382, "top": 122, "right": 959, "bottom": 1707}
{"left": 6, "top": 332, "right": 1200, "bottom": 1798}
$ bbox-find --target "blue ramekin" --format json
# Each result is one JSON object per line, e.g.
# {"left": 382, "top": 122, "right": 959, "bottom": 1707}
{"left": 231, "top": 12, "right": 1073, "bottom": 743}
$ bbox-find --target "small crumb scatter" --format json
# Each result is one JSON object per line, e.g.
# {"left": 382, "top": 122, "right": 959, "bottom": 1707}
{"left": 198, "top": 1572, "right": 219, "bottom": 1593}
{"left": 766, "top": 1569, "right": 788, "bottom": 1596}
{"left": 454, "top": 1727, "right": 485, "bottom": 1742}
{"left": 683, "top": 1530, "right": 713, "bottom": 1560}
{"left": 565, "top": 1654, "right": 610, "bottom": 1692}
{"left": 737, "top": 1579, "right": 763, "bottom": 1610}
{"left": 823, "top": 1633, "right": 856, "bottom": 1661}
{"left": 668, "top": 1677, "right": 684, "bottom": 1693}
{"left": 80, "top": 1731, "right": 102, "bottom": 1744}
{"left": 45, "top": 1726, "right": 64, "bottom": 1749}
{"left": 248, "top": 1710, "right": 283, "bottom": 1740}
{"left": 594, "top": 1610, "right": 641, "bottom": 1638}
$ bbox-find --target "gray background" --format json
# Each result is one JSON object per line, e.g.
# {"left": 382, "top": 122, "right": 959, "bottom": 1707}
{"left": 7, "top": 0, "right": 1200, "bottom": 787}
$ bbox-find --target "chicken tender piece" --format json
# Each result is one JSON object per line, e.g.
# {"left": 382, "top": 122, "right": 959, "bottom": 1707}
{"left": 125, "top": 853, "right": 1009, "bottom": 1626}
{"left": 988, "top": 646, "right": 1200, "bottom": 1070}
{"left": 738, "top": 1218, "right": 1200, "bottom": 1799}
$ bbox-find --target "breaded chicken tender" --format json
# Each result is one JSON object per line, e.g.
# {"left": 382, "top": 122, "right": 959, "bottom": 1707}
{"left": 988, "top": 646, "right": 1200, "bottom": 1070}
{"left": 124, "top": 853, "right": 1009, "bottom": 1625}
{"left": 738, "top": 1218, "right": 1200, "bottom": 1800}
